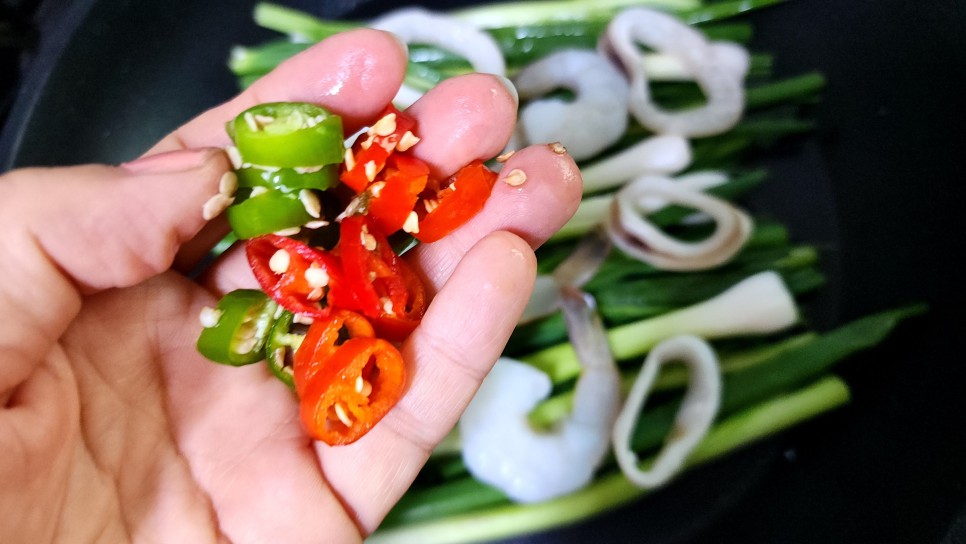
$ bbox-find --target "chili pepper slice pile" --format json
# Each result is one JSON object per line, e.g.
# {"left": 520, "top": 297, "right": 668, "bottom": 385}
{"left": 197, "top": 101, "right": 501, "bottom": 446}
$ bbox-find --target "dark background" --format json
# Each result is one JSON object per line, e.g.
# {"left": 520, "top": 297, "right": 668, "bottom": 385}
{"left": 2, "top": 1, "right": 966, "bottom": 543}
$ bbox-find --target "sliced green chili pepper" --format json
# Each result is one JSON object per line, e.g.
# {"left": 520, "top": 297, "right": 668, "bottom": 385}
{"left": 236, "top": 165, "right": 340, "bottom": 192}
{"left": 226, "top": 189, "right": 314, "bottom": 239}
{"left": 265, "top": 310, "right": 309, "bottom": 388}
{"left": 197, "top": 289, "right": 279, "bottom": 366}
{"left": 230, "top": 102, "right": 344, "bottom": 168}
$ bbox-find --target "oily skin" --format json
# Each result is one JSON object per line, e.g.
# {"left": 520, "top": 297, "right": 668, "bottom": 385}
{"left": 0, "top": 30, "right": 581, "bottom": 543}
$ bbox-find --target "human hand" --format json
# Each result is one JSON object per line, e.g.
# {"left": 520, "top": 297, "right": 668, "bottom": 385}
{"left": 0, "top": 29, "right": 581, "bottom": 543}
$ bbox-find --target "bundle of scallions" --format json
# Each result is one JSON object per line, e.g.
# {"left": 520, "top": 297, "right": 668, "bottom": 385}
{"left": 228, "top": 1, "right": 924, "bottom": 542}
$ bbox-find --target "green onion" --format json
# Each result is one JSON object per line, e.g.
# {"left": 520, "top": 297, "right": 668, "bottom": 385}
{"left": 449, "top": 0, "right": 702, "bottom": 28}
{"left": 253, "top": 3, "right": 355, "bottom": 41}
{"left": 682, "top": 0, "right": 789, "bottom": 24}
{"left": 371, "top": 376, "right": 850, "bottom": 543}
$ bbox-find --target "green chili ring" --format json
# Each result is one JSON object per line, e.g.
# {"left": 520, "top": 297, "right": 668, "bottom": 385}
{"left": 237, "top": 164, "right": 340, "bottom": 192}
{"left": 265, "top": 310, "right": 309, "bottom": 388}
{"left": 227, "top": 189, "right": 315, "bottom": 239}
{"left": 197, "top": 289, "right": 279, "bottom": 366}
{"left": 230, "top": 102, "right": 344, "bottom": 168}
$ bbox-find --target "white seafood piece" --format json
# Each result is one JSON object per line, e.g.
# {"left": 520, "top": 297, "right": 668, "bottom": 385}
{"left": 607, "top": 174, "right": 752, "bottom": 270}
{"left": 371, "top": 7, "right": 506, "bottom": 107}
{"left": 600, "top": 7, "right": 749, "bottom": 137}
{"left": 514, "top": 49, "right": 630, "bottom": 161}
{"left": 612, "top": 335, "right": 721, "bottom": 488}
{"left": 518, "top": 230, "right": 612, "bottom": 324}
{"left": 462, "top": 290, "right": 620, "bottom": 503}
{"left": 636, "top": 169, "right": 729, "bottom": 213}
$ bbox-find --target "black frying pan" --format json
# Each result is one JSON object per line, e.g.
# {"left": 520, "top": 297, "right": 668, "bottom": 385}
{"left": 2, "top": 0, "right": 965, "bottom": 542}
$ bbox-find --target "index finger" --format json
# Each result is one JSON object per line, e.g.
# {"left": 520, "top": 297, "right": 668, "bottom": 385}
{"left": 147, "top": 29, "right": 408, "bottom": 155}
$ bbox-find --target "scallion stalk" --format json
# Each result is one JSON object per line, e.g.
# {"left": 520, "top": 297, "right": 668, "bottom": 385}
{"left": 449, "top": 0, "right": 701, "bottom": 28}
{"left": 682, "top": 0, "right": 788, "bottom": 24}
{"left": 370, "top": 376, "right": 850, "bottom": 543}
{"left": 253, "top": 3, "right": 355, "bottom": 41}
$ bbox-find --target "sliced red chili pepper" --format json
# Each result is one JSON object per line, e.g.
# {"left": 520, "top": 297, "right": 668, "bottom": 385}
{"left": 366, "top": 153, "right": 429, "bottom": 236}
{"left": 413, "top": 160, "right": 498, "bottom": 243}
{"left": 329, "top": 215, "right": 427, "bottom": 341}
{"left": 326, "top": 215, "right": 382, "bottom": 314}
{"left": 292, "top": 309, "right": 375, "bottom": 396}
{"left": 246, "top": 235, "right": 344, "bottom": 318}
{"left": 298, "top": 337, "right": 407, "bottom": 446}
{"left": 369, "top": 257, "right": 426, "bottom": 342}
{"left": 340, "top": 105, "right": 418, "bottom": 193}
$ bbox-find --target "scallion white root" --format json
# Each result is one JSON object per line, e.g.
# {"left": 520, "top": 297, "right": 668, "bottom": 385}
{"left": 525, "top": 270, "right": 800, "bottom": 384}
{"left": 580, "top": 135, "right": 692, "bottom": 194}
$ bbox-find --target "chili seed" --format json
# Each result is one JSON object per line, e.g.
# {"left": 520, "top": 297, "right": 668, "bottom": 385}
{"left": 304, "top": 220, "right": 330, "bottom": 229}
{"left": 250, "top": 186, "right": 269, "bottom": 197}
{"left": 372, "top": 113, "right": 397, "bottom": 136}
{"left": 304, "top": 264, "right": 330, "bottom": 288}
{"left": 243, "top": 112, "right": 259, "bottom": 132}
{"left": 253, "top": 114, "right": 275, "bottom": 126}
{"left": 549, "top": 141, "right": 567, "bottom": 155}
{"left": 293, "top": 313, "right": 315, "bottom": 325}
{"left": 269, "top": 249, "right": 291, "bottom": 274}
{"left": 423, "top": 198, "right": 439, "bottom": 214}
{"left": 294, "top": 165, "right": 324, "bottom": 174}
{"left": 219, "top": 171, "right": 238, "bottom": 196}
{"left": 364, "top": 161, "right": 377, "bottom": 182}
{"left": 299, "top": 189, "right": 322, "bottom": 218}
{"left": 397, "top": 131, "right": 420, "bottom": 152}
{"left": 496, "top": 150, "right": 515, "bottom": 163}
{"left": 344, "top": 148, "right": 356, "bottom": 171}
{"left": 355, "top": 376, "right": 373, "bottom": 397}
{"left": 360, "top": 225, "right": 377, "bottom": 251}
{"left": 202, "top": 194, "right": 234, "bottom": 220}
{"left": 274, "top": 227, "right": 301, "bottom": 236}
{"left": 402, "top": 211, "right": 420, "bottom": 234}
{"left": 368, "top": 181, "right": 387, "bottom": 198}
{"left": 226, "top": 146, "right": 243, "bottom": 170}
{"left": 307, "top": 287, "right": 325, "bottom": 301}
{"left": 334, "top": 403, "right": 353, "bottom": 427}
{"left": 504, "top": 168, "right": 528, "bottom": 187}
{"left": 198, "top": 307, "right": 222, "bottom": 328}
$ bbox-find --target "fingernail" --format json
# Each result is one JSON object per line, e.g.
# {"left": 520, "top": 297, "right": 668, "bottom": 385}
{"left": 120, "top": 148, "right": 218, "bottom": 174}
{"left": 493, "top": 74, "right": 519, "bottom": 107}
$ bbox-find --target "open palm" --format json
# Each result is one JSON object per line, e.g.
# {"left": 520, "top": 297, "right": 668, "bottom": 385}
{"left": 0, "top": 30, "right": 581, "bottom": 543}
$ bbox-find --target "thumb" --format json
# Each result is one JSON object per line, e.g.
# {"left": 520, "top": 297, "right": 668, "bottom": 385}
{"left": 0, "top": 148, "right": 229, "bottom": 396}
{"left": 2, "top": 148, "right": 231, "bottom": 292}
